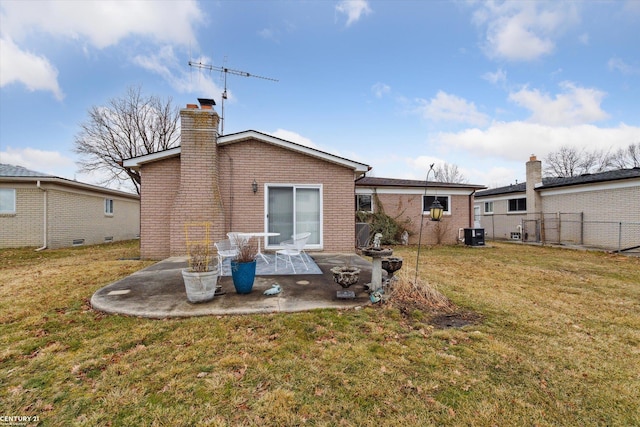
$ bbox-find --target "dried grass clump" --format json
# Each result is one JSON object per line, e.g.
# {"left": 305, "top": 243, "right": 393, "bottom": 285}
{"left": 388, "top": 269, "right": 455, "bottom": 312}
{"left": 235, "top": 238, "right": 258, "bottom": 263}
{"left": 187, "top": 244, "right": 211, "bottom": 272}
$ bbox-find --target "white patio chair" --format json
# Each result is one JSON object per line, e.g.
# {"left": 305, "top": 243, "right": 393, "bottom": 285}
{"left": 291, "top": 232, "right": 313, "bottom": 262}
{"left": 275, "top": 232, "right": 311, "bottom": 273}
{"left": 215, "top": 239, "right": 238, "bottom": 275}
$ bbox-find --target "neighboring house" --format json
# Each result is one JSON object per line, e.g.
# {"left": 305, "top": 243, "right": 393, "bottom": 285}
{"left": 475, "top": 155, "right": 640, "bottom": 250}
{"left": 355, "top": 177, "right": 486, "bottom": 245}
{"left": 123, "top": 101, "right": 371, "bottom": 260}
{"left": 0, "top": 164, "right": 140, "bottom": 249}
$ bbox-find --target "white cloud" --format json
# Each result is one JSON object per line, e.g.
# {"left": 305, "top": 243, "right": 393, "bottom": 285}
{"left": 269, "top": 129, "right": 318, "bottom": 149}
{"left": 0, "top": 37, "right": 64, "bottom": 100}
{"left": 371, "top": 82, "right": 391, "bottom": 98}
{"left": 416, "top": 91, "right": 489, "bottom": 126}
{"left": 134, "top": 50, "right": 223, "bottom": 101}
{"left": 0, "top": 0, "right": 204, "bottom": 98}
{"left": 473, "top": 1, "right": 578, "bottom": 61}
{"left": 1, "top": 0, "right": 202, "bottom": 48}
{"left": 482, "top": 68, "right": 507, "bottom": 85}
{"left": 1, "top": 146, "right": 75, "bottom": 178}
{"left": 432, "top": 122, "right": 640, "bottom": 164}
{"left": 335, "top": 0, "right": 372, "bottom": 27}
{"left": 608, "top": 57, "right": 640, "bottom": 75}
{"left": 509, "top": 82, "right": 608, "bottom": 125}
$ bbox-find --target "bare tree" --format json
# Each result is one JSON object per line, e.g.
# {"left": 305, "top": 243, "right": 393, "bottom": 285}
{"left": 433, "top": 162, "right": 468, "bottom": 183}
{"left": 610, "top": 142, "right": 640, "bottom": 169}
{"left": 74, "top": 86, "right": 180, "bottom": 193}
{"left": 543, "top": 145, "right": 613, "bottom": 177}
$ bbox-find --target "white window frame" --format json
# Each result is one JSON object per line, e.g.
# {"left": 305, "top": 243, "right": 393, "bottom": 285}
{"left": 484, "top": 201, "right": 494, "bottom": 214}
{"left": 355, "top": 194, "right": 373, "bottom": 212}
{"left": 105, "top": 198, "right": 114, "bottom": 216}
{"left": 0, "top": 189, "right": 16, "bottom": 214}
{"left": 422, "top": 195, "right": 451, "bottom": 216}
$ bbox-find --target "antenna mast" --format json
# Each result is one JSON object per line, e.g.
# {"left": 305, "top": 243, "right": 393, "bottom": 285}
{"left": 188, "top": 60, "right": 278, "bottom": 135}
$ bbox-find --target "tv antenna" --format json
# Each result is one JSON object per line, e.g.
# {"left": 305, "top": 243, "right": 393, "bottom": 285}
{"left": 188, "top": 60, "right": 278, "bottom": 135}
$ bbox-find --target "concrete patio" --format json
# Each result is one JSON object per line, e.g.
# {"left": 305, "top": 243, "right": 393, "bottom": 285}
{"left": 91, "top": 254, "right": 375, "bottom": 318}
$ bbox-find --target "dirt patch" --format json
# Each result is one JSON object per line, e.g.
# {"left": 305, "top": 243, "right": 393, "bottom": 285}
{"left": 429, "top": 311, "right": 482, "bottom": 329}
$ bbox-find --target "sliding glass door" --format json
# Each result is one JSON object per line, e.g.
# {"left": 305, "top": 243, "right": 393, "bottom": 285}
{"left": 267, "top": 185, "right": 321, "bottom": 248}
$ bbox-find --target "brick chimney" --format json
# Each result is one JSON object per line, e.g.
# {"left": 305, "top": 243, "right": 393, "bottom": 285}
{"left": 169, "top": 102, "right": 226, "bottom": 255}
{"left": 526, "top": 154, "right": 542, "bottom": 217}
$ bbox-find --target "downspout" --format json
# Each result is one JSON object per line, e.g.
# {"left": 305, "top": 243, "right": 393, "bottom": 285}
{"left": 36, "top": 180, "right": 47, "bottom": 251}
{"left": 469, "top": 189, "right": 476, "bottom": 227}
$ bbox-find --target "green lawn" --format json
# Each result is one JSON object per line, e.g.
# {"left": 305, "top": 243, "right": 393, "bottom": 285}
{"left": 1, "top": 241, "right": 639, "bottom": 426}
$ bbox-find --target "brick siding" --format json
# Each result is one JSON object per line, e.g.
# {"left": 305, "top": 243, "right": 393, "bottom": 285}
{"left": 0, "top": 182, "right": 140, "bottom": 249}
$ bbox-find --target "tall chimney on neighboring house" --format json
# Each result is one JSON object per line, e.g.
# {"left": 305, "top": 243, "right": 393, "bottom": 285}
{"left": 526, "top": 154, "right": 543, "bottom": 218}
{"left": 169, "top": 100, "right": 226, "bottom": 255}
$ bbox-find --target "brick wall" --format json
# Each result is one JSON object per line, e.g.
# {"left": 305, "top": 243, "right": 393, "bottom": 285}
{"left": 169, "top": 106, "right": 225, "bottom": 256}
{"left": 47, "top": 186, "right": 140, "bottom": 248}
{"left": 0, "top": 182, "right": 140, "bottom": 249}
{"left": 0, "top": 185, "right": 43, "bottom": 248}
{"left": 139, "top": 157, "right": 180, "bottom": 259}
{"left": 218, "top": 140, "right": 356, "bottom": 252}
{"left": 373, "top": 192, "right": 472, "bottom": 245}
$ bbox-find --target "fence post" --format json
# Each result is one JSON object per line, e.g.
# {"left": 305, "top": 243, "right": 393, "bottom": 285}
{"left": 618, "top": 222, "right": 622, "bottom": 253}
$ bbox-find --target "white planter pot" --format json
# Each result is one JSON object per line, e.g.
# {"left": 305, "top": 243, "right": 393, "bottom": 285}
{"left": 181, "top": 268, "right": 219, "bottom": 303}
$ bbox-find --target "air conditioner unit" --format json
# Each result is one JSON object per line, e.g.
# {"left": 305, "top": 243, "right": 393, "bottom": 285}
{"left": 464, "top": 228, "right": 485, "bottom": 246}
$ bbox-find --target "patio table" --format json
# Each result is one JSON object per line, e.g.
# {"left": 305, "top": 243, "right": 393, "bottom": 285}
{"left": 238, "top": 232, "right": 280, "bottom": 264}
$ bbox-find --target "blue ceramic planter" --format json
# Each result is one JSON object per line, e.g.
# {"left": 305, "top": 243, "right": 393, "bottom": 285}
{"left": 231, "top": 260, "right": 256, "bottom": 294}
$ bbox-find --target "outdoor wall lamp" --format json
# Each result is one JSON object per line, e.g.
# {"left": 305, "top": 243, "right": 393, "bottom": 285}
{"left": 252, "top": 179, "right": 258, "bottom": 194}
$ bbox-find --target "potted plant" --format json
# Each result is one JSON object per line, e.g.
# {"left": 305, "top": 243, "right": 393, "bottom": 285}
{"left": 182, "top": 244, "right": 219, "bottom": 303}
{"left": 230, "top": 237, "right": 258, "bottom": 294}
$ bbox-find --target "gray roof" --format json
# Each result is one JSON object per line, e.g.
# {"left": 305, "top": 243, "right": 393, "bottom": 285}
{"left": 0, "top": 163, "right": 139, "bottom": 199}
{"left": 356, "top": 176, "right": 486, "bottom": 190}
{"left": 476, "top": 167, "right": 640, "bottom": 198}
{"left": 0, "top": 164, "right": 53, "bottom": 177}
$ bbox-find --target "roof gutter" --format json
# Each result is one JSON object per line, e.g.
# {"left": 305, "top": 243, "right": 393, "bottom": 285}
{"left": 35, "top": 180, "right": 47, "bottom": 251}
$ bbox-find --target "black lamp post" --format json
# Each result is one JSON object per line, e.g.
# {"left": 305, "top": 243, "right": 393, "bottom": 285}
{"left": 414, "top": 164, "right": 444, "bottom": 283}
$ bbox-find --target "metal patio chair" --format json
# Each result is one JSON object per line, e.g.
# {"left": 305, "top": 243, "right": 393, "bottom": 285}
{"left": 275, "top": 232, "right": 311, "bottom": 273}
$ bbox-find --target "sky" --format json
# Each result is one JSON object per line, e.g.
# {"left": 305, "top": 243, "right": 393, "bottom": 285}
{"left": 1, "top": 0, "right": 639, "bottom": 192}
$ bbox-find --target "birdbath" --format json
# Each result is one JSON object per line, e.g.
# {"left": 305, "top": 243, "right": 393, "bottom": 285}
{"left": 382, "top": 257, "right": 403, "bottom": 284}
{"left": 362, "top": 233, "right": 393, "bottom": 293}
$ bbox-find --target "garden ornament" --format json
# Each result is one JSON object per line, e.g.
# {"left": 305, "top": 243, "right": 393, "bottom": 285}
{"left": 264, "top": 284, "right": 282, "bottom": 296}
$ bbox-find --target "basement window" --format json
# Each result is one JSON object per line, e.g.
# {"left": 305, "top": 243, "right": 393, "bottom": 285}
{"left": 104, "top": 236, "right": 114, "bottom": 243}
{"left": 72, "top": 239, "right": 85, "bottom": 246}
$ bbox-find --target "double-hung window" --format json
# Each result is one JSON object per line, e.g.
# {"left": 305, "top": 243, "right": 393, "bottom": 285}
{"left": 0, "top": 189, "right": 16, "bottom": 214}
{"left": 484, "top": 201, "right": 494, "bottom": 214}
{"left": 105, "top": 198, "right": 114, "bottom": 215}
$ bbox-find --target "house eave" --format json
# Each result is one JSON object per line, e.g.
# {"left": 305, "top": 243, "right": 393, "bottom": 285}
{"left": 122, "top": 147, "right": 181, "bottom": 170}
{"left": 218, "top": 130, "right": 371, "bottom": 173}
{"left": 0, "top": 176, "right": 139, "bottom": 199}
